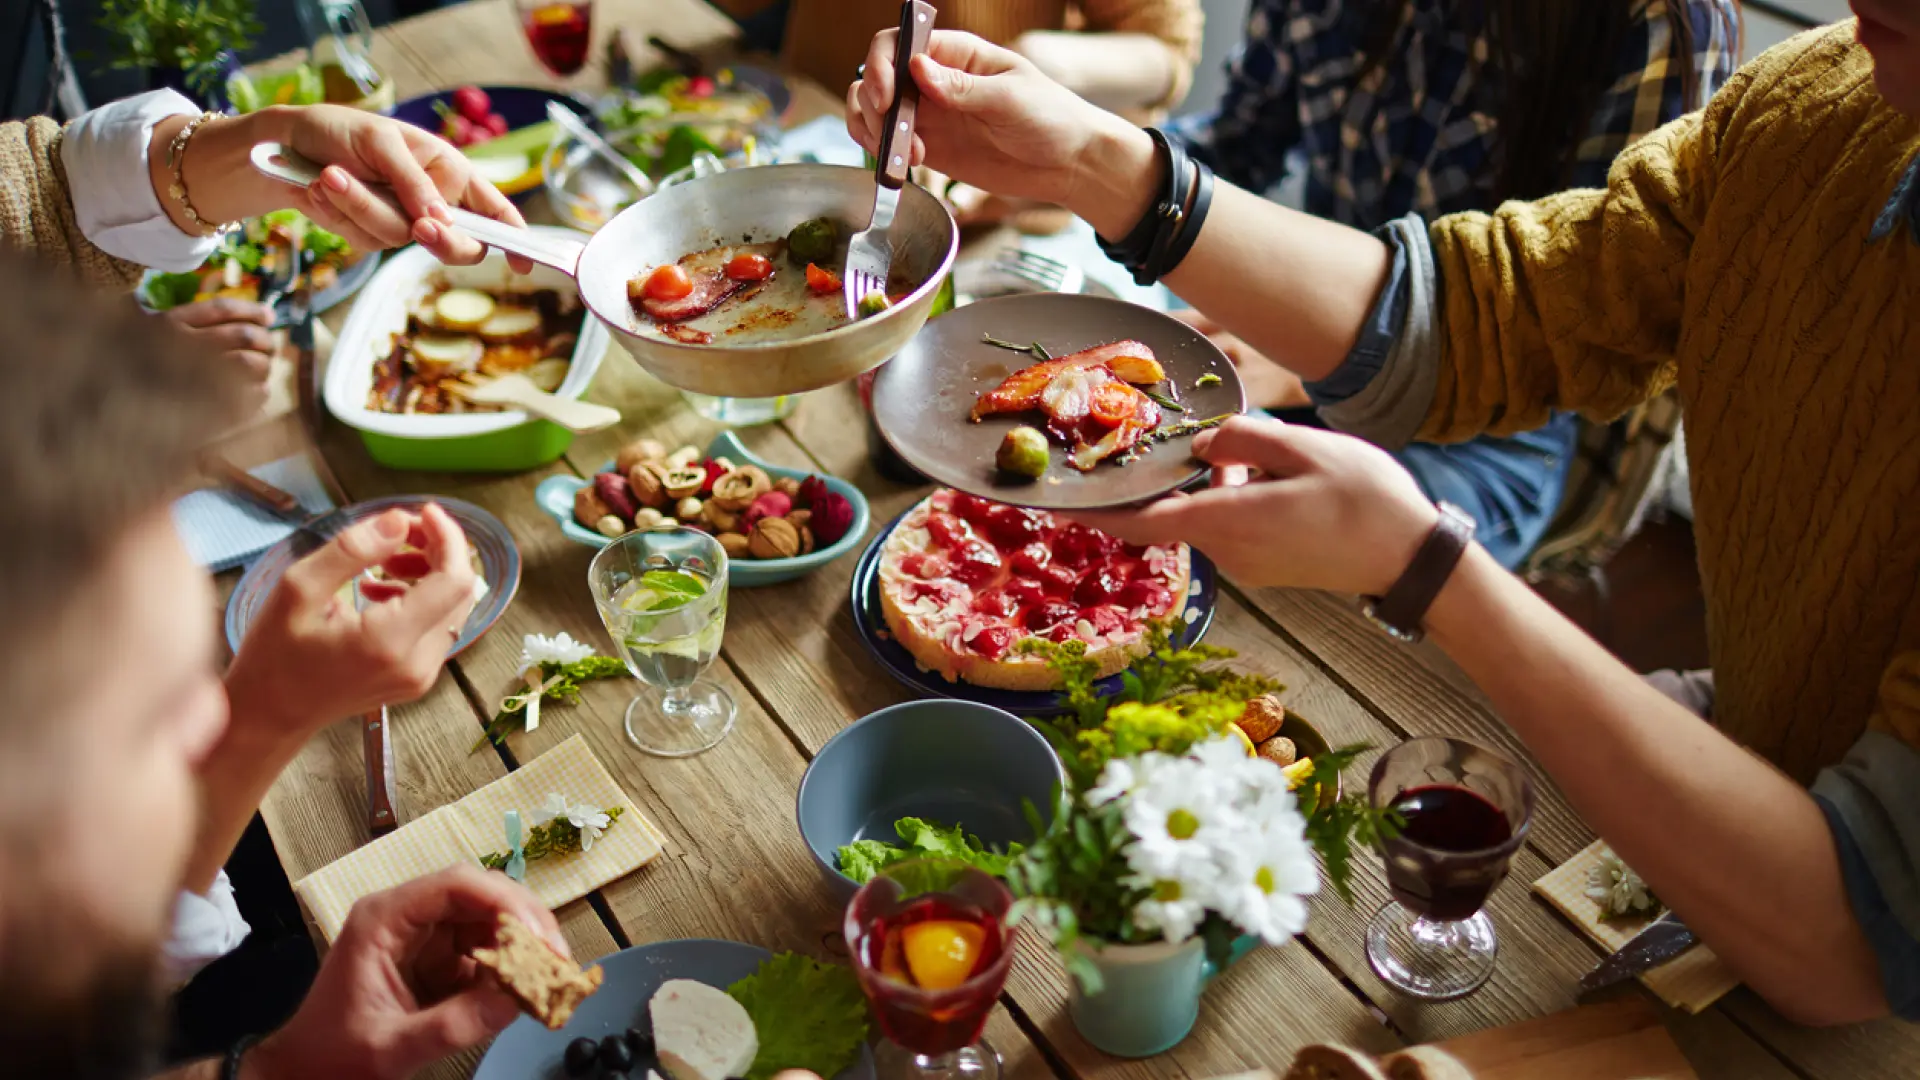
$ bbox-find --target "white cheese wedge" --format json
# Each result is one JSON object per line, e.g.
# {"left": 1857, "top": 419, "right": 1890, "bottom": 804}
{"left": 650, "top": 979, "right": 759, "bottom": 1080}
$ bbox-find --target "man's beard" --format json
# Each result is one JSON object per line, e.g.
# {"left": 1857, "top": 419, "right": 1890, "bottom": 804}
{"left": 0, "top": 936, "right": 166, "bottom": 1080}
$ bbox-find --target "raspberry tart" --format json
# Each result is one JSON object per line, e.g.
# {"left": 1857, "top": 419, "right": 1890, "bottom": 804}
{"left": 877, "top": 489, "right": 1192, "bottom": 691}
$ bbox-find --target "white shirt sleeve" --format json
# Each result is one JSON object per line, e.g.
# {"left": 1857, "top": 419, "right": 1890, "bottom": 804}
{"left": 59, "top": 89, "right": 222, "bottom": 273}
{"left": 163, "top": 870, "right": 253, "bottom": 985}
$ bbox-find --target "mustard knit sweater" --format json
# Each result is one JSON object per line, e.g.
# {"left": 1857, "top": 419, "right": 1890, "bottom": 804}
{"left": 1423, "top": 22, "right": 1920, "bottom": 781}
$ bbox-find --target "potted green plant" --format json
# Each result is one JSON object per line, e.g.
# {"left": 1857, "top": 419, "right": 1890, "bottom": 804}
{"left": 1007, "top": 624, "right": 1398, "bottom": 1058}
{"left": 93, "top": 0, "right": 264, "bottom": 100}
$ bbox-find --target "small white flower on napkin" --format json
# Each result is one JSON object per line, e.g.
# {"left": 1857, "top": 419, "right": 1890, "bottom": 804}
{"left": 530, "top": 792, "right": 614, "bottom": 852}
{"left": 519, "top": 631, "right": 596, "bottom": 673}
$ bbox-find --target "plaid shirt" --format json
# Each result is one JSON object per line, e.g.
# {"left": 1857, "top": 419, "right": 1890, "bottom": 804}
{"left": 1173, "top": 0, "right": 1739, "bottom": 230}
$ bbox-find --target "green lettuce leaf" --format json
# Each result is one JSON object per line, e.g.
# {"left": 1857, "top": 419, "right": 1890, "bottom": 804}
{"left": 834, "top": 817, "right": 1023, "bottom": 884}
{"left": 143, "top": 271, "right": 203, "bottom": 310}
{"left": 726, "top": 953, "right": 869, "bottom": 1080}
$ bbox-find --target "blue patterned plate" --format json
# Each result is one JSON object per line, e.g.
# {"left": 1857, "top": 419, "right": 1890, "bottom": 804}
{"left": 849, "top": 507, "right": 1216, "bottom": 717}
{"left": 223, "top": 495, "right": 521, "bottom": 657}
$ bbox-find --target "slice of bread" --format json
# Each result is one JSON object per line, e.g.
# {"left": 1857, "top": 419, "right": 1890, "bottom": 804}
{"left": 468, "top": 913, "right": 603, "bottom": 1030}
{"left": 1283, "top": 1045, "right": 1391, "bottom": 1080}
{"left": 651, "top": 978, "right": 759, "bottom": 1080}
{"left": 1380, "top": 1046, "right": 1474, "bottom": 1080}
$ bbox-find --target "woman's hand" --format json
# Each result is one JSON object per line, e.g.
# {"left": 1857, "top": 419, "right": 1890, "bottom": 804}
{"left": 846, "top": 30, "right": 1143, "bottom": 214}
{"left": 247, "top": 865, "right": 564, "bottom": 1080}
{"left": 164, "top": 297, "right": 277, "bottom": 384}
{"left": 1072, "top": 415, "right": 1439, "bottom": 596}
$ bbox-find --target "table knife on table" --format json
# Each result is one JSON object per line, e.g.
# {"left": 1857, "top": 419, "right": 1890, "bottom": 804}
{"left": 1579, "top": 912, "right": 1698, "bottom": 994}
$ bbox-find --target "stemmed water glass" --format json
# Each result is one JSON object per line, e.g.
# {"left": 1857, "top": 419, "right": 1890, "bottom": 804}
{"left": 846, "top": 860, "right": 1016, "bottom": 1080}
{"left": 588, "top": 526, "right": 735, "bottom": 757}
{"left": 1365, "top": 736, "right": 1536, "bottom": 1000}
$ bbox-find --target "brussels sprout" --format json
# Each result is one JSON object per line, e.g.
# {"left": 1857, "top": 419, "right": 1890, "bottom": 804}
{"left": 787, "top": 216, "right": 839, "bottom": 265}
{"left": 996, "top": 426, "right": 1050, "bottom": 479}
{"left": 857, "top": 291, "right": 891, "bottom": 318}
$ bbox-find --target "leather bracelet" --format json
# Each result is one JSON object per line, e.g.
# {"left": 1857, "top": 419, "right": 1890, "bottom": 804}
{"left": 222, "top": 1034, "right": 262, "bottom": 1080}
{"left": 1361, "top": 502, "right": 1475, "bottom": 643}
{"left": 1096, "top": 127, "right": 1191, "bottom": 282}
{"left": 1137, "top": 154, "right": 1195, "bottom": 287}
{"left": 1153, "top": 158, "right": 1213, "bottom": 280}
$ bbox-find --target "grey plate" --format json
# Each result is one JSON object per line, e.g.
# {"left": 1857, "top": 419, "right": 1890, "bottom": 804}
{"left": 870, "top": 294, "right": 1246, "bottom": 510}
{"left": 475, "top": 939, "right": 878, "bottom": 1080}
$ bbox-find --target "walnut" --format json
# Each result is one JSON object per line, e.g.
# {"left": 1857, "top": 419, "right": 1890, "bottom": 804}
{"left": 664, "top": 445, "right": 701, "bottom": 469}
{"left": 627, "top": 462, "right": 671, "bottom": 509}
{"left": 1237, "top": 693, "right": 1286, "bottom": 744}
{"left": 674, "top": 496, "right": 704, "bottom": 521}
{"left": 711, "top": 456, "right": 737, "bottom": 472}
{"left": 718, "top": 531, "right": 752, "bottom": 560}
{"left": 773, "top": 476, "right": 802, "bottom": 499}
{"left": 711, "top": 465, "right": 772, "bottom": 511}
{"left": 594, "top": 515, "right": 627, "bottom": 538}
{"left": 615, "top": 437, "right": 668, "bottom": 475}
{"left": 632, "top": 507, "right": 667, "bottom": 530}
{"left": 663, "top": 467, "right": 707, "bottom": 500}
{"left": 786, "top": 509, "right": 812, "bottom": 531}
{"left": 1257, "top": 736, "right": 1297, "bottom": 768}
{"left": 701, "top": 500, "right": 740, "bottom": 533}
{"left": 748, "top": 516, "right": 801, "bottom": 559}
{"left": 573, "top": 485, "right": 614, "bottom": 529}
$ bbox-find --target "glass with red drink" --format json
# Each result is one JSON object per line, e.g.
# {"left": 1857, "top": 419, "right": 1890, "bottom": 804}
{"left": 846, "top": 861, "right": 1015, "bottom": 1080}
{"left": 511, "top": 0, "right": 593, "bottom": 77}
{"left": 1365, "top": 736, "right": 1535, "bottom": 1000}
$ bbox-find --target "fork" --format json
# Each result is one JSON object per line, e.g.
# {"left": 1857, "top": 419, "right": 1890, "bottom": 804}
{"left": 992, "top": 248, "right": 1086, "bottom": 294}
{"left": 844, "top": 0, "right": 937, "bottom": 320}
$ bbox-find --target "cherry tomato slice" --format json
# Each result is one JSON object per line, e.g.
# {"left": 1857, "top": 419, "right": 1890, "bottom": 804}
{"left": 805, "top": 263, "right": 842, "bottom": 294}
{"left": 643, "top": 264, "right": 693, "bottom": 302}
{"left": 1088, "top": 381, "right": 1139, "bottom": 427}
{"left": 724, "top": 253, "right": 774, "bottom": 282}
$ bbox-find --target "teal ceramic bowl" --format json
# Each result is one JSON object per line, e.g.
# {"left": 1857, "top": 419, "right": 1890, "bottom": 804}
{"left": 796, "top": 699, "right": 1065, "bottom": 900}
{"left": 534, "top": 430, "right": 870, "bottom": 588}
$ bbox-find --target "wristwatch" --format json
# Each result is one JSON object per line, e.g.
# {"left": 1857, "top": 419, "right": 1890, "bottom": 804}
{"left": 1360, "top": 503, "right": 1475, "bottom": 643}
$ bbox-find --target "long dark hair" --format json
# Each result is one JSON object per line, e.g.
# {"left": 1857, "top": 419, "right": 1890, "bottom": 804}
{"left": 1360, "top": 0, "right": 1732, "bottom": 202}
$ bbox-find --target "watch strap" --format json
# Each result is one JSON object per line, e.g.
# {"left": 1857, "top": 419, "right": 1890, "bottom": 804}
{"left": 222, "top": 1034, "right": 262, "bottom": 1080}
{"left": 1362, "top": 503, "right": 1474, "bottom": 643}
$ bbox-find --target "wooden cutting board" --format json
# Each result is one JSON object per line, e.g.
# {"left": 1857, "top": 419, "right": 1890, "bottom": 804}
{"left": 1428, "top": 997, "right": 1697, "bottom": 1079}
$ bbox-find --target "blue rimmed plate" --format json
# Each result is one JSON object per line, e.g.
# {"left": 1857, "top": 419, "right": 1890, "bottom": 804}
{"left": 223, "top": 495, "right": 521, "bottom": 656}
{"left": 849, "top": 508, "right": 1216, "bottom": 717}
{"left": 533, "top": 430, "right": 871, "bottom": 588}
{"left": 390, "top": 86, "right": 593, "bottom": 200}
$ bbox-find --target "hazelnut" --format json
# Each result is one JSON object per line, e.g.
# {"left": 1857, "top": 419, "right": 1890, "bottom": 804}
{"left": 701, "top": 500, "right": 740, "bottom": 533}
{"left": 748, "top": 516, "right": 801, "bottom": 559}
{"left": 633, "top": 507, "right": 667, "bottom": 530}
{"left": 675, "top": 496, "right": 704, "bottom": 521}
{"left": 786, "top": 509, "right": 812, "bottom": 530}
{"left": 1237, "top": 693, "right": 1286, "bottom": 744}
{"left": 573, "top": 484, "right": 614, "bottom": 529}
{"left": 594, "top": 515, "right": 627, "bottom": 538}
{"left": 774, "top": 476, "right": 802, "bottom": 499}
{"left": 718, "top": 531, "right": 752, "bottom": 559}
{"left": 615, "top": 437, "right": 668, "bottom": 475}
{"left": 711, "top": 465, "right": 772, "bottom": 511}
{"left": 628, "top": 462, "right": 670, "bottom": 509}
{"left": 665, "top": 445, "right": 701, "bottom": 469}
{"left": 663, "top": 467, "right": 707, "bottom": 500}
{"left": 1257, "top": 736, "right": 1298, "bottom": 768}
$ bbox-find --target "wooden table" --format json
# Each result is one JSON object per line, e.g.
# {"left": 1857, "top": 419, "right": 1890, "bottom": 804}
{"left": 238, "top": 4, "right": 1920, "bottom": 1078}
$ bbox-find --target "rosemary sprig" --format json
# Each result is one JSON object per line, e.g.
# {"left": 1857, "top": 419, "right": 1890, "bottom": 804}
{"left": 1144, "top": 413, "right": 1232, "bottom": 444}
{"left": 472, "top": 655, "right": 627, "bottom": 751}
{"left": 982, "top": 334, "right": 1052, "bottom": 362}
{"left": 1143, "top": 389, "right": 1186, "bottom": 413}
{"left": 478, "top": 806, "right": 624, "bottom": 871}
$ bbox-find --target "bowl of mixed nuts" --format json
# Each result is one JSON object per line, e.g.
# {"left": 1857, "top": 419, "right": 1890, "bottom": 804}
{"left": 534, "top": 430, "right": 871, "bottom": 587}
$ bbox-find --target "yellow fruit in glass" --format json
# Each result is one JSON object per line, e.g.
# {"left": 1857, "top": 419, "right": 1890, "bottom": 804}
{"left": 901, "top": 920, "right": 986, "bottom": 990}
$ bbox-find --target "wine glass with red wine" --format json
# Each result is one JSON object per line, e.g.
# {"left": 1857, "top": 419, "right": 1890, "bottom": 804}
{"left": 1365, "top": 736, "right": 1535, "bottom": 1000}
{"left": 510, "top": 0, "right": 594, "bottom": 77}
{"left": 846, "top": 860, "right": 1016, "bottom": 1080}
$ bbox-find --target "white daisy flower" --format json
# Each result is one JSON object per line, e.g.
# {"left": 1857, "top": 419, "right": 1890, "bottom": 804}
{"left": 1123, "top": 756, "right": 1244, "bottom": 877}
{"left": 528, "top": 792, "right": 612, "bottom": 851}
{"left": 1129, "top": 877, "right": 1211, "bottom": 944}
{"left": 528, "top": 792, "right": 571, "bottom": 827}
{"left": 519, "top": 631, "right": 596, "bottom": 673}
{"left": 1213, "top": 828, "right": 1320, "bottom": 945}
{"left": 1087, "top": 757, "right": 1144, "bottom": 806}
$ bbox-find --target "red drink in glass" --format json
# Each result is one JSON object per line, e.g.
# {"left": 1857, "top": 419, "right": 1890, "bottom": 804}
{"left": 1383, "top": 783, "right": 1515, "bottom": 920}
{"left": 518, "top": 0, "right": 592, "bottom": 76}
{"left": 847, "top": 862, "right": 1015, "bottom": 1080}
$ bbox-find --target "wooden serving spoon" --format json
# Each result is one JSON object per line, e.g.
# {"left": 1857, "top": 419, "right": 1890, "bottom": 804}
{"left": 450, "top": 373, "right": 622, "bottom": 434}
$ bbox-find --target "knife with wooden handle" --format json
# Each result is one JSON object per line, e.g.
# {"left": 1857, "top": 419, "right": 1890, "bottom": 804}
{"left": 363, "top": 706, "right": 398, "bottom": 837}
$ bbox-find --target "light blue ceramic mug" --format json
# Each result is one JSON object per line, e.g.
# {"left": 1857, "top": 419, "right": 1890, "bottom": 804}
{"left": 1067, "top": 933, "right": 1259, "bottom": 1057}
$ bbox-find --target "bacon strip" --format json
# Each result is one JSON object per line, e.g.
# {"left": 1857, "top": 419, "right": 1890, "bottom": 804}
{"left": 970, "top": 340, "right": 1162, "bottom": 421}
{"left": 637, "top": 268, "right": 745, "bottom": 323}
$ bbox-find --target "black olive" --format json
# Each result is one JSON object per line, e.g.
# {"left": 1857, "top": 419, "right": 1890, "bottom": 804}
{"left": 563, "top": 1037, "right": 599, "bottom": 1076}
{"left": 625, "top": 1026, "right": 655, "bottom": 1057}
{"left": 600, "top": 1033, "right": 635, "bottom": 1072}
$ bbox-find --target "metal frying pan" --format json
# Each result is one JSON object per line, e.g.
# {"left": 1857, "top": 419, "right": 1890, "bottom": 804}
{"left": 870, "top": 293, "right": 1247, "bottom": 510}
{"left": 250, "top": 146, "right": 958, "bottom": 399}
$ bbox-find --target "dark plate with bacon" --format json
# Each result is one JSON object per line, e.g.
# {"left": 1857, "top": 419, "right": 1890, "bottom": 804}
{"left": 870, "top": 294, "right": 1246, "bottom": 510}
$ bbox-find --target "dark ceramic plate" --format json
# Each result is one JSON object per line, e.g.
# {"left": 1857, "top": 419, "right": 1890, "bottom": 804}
{"left": 223, "top": 495, "right": 521, "bottom": 657}
{"left": 869, "top": 294, "right": 1246, "bottom": 511}
{"left": 848, "top": 507, "right": 1217, "bottom": 717}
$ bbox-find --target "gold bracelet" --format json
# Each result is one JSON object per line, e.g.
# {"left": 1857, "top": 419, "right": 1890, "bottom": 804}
{"left": 163, "top": 112, "right": 236, "bottom": 238}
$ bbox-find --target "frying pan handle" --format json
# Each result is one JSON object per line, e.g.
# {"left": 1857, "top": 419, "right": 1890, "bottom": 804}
{"left": 249, "top": 143, "right": 586, "bottom": 274}
{"left": 875, "top": 1, "right": 936, "bottom": 191}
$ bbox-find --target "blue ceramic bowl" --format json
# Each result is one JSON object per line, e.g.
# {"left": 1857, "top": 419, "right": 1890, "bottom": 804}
{"left": 534, "top": 430, "right": 871, "bottom": 588}
{"left": 389, "top": 86, "right": 592, "bottom": 201}
{"left": 796, "top": 699, "right": 1065, "bottom": 899}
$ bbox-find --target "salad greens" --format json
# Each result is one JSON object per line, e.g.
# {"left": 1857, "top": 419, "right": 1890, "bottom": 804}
{"left": 144, "top": 272, "right": 204, "bottom": 310}
{"left": 836, "top": 817, "right": 1025, "bottom": 885}
{"left": 727, "top": 954, "right": 869, "bottom": 1080}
